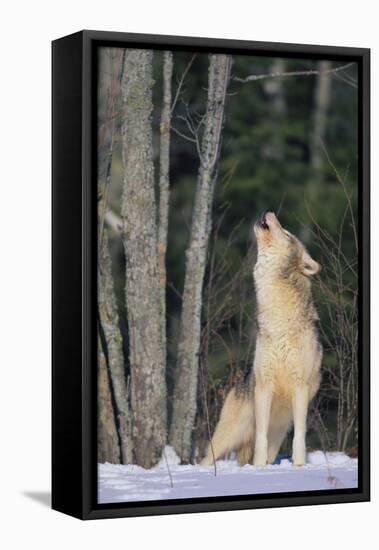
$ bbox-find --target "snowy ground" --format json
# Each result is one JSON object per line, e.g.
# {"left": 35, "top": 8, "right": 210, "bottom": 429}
{"left": 98, "top": 447, "right": 358, "bottom": 504}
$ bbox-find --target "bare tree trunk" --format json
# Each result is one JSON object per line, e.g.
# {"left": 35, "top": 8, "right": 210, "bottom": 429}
{"left": 310, "top": 60, "right": 332, "bottom": 176}
{"left": 263, "top": 58, "right": 286, "bottom": 162}
{"left": 121, "top": 49, "right": 167, "bottom": 468}
{"left": 158, "top": 51, "right": 173, "bottom": 347}
{"left": 98, "top": 48, "right": 124, "bottom": 253}
{"left": 302, "top": 60, "right": 332, "bottom": 242}
{"left": 98, "top": 230, "right": 133, "bottom": 464}
{"left": 263, "top": 57, "right": 286, "bottom": 116}
{"left": 97, "top": 47, "right": 133, "bottom": 464}
{"left": 98, "top": 336, "right": 120, "bottom": 464}
{"left": 169, "top": 54, "right": 232, "bottom": 462}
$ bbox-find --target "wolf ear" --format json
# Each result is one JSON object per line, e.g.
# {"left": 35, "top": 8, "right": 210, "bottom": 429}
{"left": 301, "top": 251, "right": 321, "bottom": 276}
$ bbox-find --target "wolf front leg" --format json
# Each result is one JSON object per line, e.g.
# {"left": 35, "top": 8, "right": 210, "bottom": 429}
{"left": 253, "top": 384, "right": 273, "bottom": 466}
{"left": 292, "top": 385, "right": 309, "bottom": 466}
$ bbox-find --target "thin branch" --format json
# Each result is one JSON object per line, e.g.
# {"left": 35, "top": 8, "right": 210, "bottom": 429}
{"left": 320, "top": 142, "right": 359, "bottom": 253}
{"left": 234, "top": 62, "right": 355, "bottom": 84}
{"left": 162, "top": 447, "right": 174, "bottom": 488}
{"left": 277, "top": 191, "right": 287, "bottom": 216}
{"left": 171, "top": 54, "right": 196, "bottom": 113}
{"left": 167, "top": 281, "right": 183, "bottom": 302}
{"left": 333, "top": 71, "right": 358, "bottom": 89}
{"left": 172, "top": 118, "right": 203, "bottom": 160}
{"left": 171, "top": 125, "right": 198, "bottom": 144}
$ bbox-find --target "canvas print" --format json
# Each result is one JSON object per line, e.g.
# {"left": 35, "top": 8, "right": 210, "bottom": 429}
{"left": 96, "top": 46, "right": 359, "bottom": 504}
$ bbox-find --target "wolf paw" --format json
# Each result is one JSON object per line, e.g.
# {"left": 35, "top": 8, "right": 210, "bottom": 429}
{"left": 292, "top": 451, "right": 306, "bottom": 466}
{"left": 253, "top": 453, "right": 268, "bottom": 467}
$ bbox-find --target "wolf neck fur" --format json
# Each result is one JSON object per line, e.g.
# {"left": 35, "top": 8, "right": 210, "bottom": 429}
{"left": 254, "top": 267, "right": 315, "bottom": 336}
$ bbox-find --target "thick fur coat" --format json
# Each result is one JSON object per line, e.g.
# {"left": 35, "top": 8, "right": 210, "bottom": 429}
{"left": 202, "top": 211, "right": 322, "bottom": 467}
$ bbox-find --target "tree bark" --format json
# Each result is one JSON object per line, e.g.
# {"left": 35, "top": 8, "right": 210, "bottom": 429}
{"left": 169, "top": 54, "right": 232, "bottom": 462}
{"left": 302, "top": 60, "right": 332, "bottom": 242}
{"left": 98, "top": 47, "right": 124, "bottom": 253}
{"left": 121, "top": 49, "right": 167, "bottom": 468}
{"left": 97, "top": 47, "right": 133, "bottom": 464}
{"left": 98, "top": 230, "right": 133, "bottom": 464}
{"left": 309, "top": 60, "right": 332, "bottom": 175}
{"left": 158, "top": 51, "right": 173, "bottom": 348}
{"left": 98, "top": 336, "right": 120, "bottom": 464}
{"left": 263, "top": 57, "right": 286, "bottom": 116}
{"left": 263, "top": 58, "right": 286, "bottom": 162}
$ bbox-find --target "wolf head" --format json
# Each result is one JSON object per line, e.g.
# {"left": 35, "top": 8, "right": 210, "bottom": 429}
{"left": 253, "top": 211, "right": 321, "bottom": 280}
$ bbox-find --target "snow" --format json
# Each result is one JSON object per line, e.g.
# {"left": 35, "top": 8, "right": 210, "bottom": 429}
{"left": 157, "top": 445, "right": 181, "bottom": 468}
{"left": 98, "top": 446, "right": 358, "bottom": 504}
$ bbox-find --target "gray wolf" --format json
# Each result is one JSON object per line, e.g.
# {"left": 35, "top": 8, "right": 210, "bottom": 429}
{"left": 202, "top": 210, "right": 322, "bottom": 467}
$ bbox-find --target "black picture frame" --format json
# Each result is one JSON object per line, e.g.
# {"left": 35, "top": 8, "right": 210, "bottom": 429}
{"left": 52, "top": 30, "right": 370, "bottom": 520}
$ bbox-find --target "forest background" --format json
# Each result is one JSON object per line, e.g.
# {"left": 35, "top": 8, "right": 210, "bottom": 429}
{"left": 97, "top": 47, "right": 358, "bottom": 468}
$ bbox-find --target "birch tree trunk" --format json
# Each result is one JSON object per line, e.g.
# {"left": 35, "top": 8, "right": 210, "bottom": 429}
{"left": 121, "top": 49, "right": 167, "bottom": 468}
{"left": 158, "top": 51, "right": 173, "bottom": 347}
{"left": 98, "top": 336, "right": 120, "bottom": 464}
{"left": 169, "top": 54, "right": 232, "bottom": 462}
{"left": 97, "top": 47, "right": 133, "bottom": 464}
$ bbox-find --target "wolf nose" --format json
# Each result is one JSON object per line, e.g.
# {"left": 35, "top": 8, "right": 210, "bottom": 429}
{"left": 264, "top": 208, "right": 275, "bottom": 215}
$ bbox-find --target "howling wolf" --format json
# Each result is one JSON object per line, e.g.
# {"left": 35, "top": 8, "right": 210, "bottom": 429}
{"left": 202, "top": 210, "right": 322, "bottom": 467}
